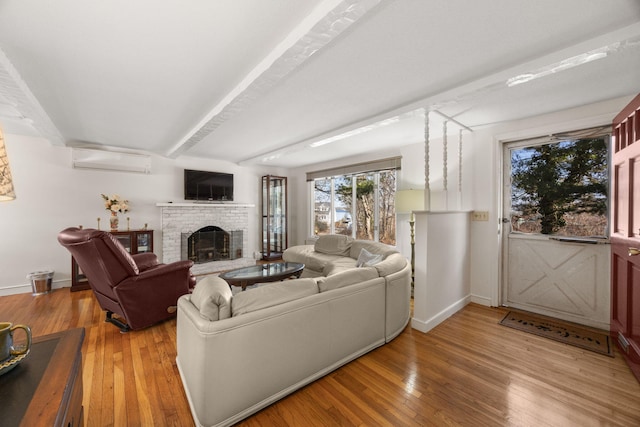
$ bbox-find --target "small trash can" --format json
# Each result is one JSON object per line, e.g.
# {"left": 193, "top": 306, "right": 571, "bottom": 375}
{"left": 27, "top": 270, "right": 54, "bottom": 296}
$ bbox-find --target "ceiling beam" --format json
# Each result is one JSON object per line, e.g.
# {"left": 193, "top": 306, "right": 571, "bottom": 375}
{"left": 0, "top": 48, "right": 64, "bottom": 145}
{"left": 164, "top": 0, "right": 383, "bottom": 159}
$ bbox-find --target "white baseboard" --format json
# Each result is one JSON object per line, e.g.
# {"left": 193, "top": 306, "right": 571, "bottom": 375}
{"left": 0, "top": 280, "right": 69, "bottom": 297}
{"left": 411, "top": 295, "right": 471, "bottom": 333}
{"left": 470, "top": 294, "right": 492, "bottom": 307}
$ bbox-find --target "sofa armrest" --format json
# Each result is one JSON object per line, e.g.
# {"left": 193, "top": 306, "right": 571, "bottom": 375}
{"left": 134, "top": 260, "right": 194, "bottom": 280}
{"left": 132, "top": 252, "right": 159, "bottom": 271}
{"left": 384, "top": 260, "right": 411, "bottom": 342}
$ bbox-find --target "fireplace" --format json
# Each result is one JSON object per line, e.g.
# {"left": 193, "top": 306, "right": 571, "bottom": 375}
{"left": 182, "top": 226, "right": 242, "bottom": 264}
{"left": 158, "top": 202, "right": 255, "bottom": 276}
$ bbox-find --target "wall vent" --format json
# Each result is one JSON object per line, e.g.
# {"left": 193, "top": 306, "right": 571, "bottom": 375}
{"left": 72, "top": 148, "right": 151, "bottom": 174}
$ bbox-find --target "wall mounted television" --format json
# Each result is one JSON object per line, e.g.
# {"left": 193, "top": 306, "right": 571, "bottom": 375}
{"left": 184, "top": 169, "right": 234, "bottom": 201}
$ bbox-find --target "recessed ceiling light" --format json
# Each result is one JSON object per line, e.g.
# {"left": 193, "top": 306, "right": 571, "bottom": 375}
{"left": 309, "top": 116, "right": 401, "bottom": 148}
{"left": 506, "top": 45, "right": 612, "bottom": 87}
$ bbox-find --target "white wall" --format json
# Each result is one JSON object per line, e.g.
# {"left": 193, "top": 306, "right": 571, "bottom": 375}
{"left": 0, "top": 134, "right": 283, "bottom": 295}
{"left": 2, "top": 95, "right": 633, "bottom": 298}
{"left": 288, "top": 95, "right": 635, "bottom": 310}
{"left": 412, "top": 211, "right": 471, "bottom": 332}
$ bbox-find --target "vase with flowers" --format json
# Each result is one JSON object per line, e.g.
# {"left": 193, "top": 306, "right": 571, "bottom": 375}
{"left": 101, "top": 194, "right": 129, "bottom": 231}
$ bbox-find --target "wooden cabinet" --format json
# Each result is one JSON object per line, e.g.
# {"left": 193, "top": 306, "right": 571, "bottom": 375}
{"left": 0, "top": 328, "right": 85, "bottom": 427}
{"left": 261, "top": 175, "right": 287, "bottom": 260}
{"left": 71, "top": 229, "right": 153, "bottom": 291}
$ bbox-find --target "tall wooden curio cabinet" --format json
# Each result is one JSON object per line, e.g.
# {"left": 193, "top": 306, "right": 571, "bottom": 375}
{"left": 261, "top": 175, "right": 287, "bottom": 260}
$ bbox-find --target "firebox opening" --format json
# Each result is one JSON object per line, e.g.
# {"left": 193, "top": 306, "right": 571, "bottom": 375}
{"left": 182, "top": 226, "right": 242, "bottom": 264}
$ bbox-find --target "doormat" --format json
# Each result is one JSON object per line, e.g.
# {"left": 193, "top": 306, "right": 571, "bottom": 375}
{"left": 499, "top": 310, "right": 612, "bottom": 357}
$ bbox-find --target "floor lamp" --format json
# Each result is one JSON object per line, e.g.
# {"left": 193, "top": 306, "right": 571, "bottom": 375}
{"left": 395, "top": 190, "right": 424, "bottom": 292}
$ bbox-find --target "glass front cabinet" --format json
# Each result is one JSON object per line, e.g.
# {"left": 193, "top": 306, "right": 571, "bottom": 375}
{"left": 261, "top": 175, "right": 287, "bottom": 260}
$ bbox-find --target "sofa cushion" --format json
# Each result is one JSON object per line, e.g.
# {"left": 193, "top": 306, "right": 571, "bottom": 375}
{"left": 190, "top": 276, "right": 233, "bottom": 321}
{"left": 373, "top": 253, "right": 408, "bottom": 277}
{"left": 349, "top": 240, "right": 396, "bottom": 260}
{"left": 232, "top": 278, "right": 318, "bottom": 316}
{"left": 323, "top": 257, "right": 358, "bottom": 276}
{"left": 356, "top": 248, "right": 384, "bottom": 267}
{"left": 283, "top": 245, "right": 338, "bottom": 273}
{"left": 314, "top": 235, "right": 353, "bottom": 256}
{"left": 316, "top": 267, "right": 379, "bottom": 292}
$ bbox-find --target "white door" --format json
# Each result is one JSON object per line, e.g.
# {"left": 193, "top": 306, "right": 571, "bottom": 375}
{"left": 501, "top": 131, "right": 611, "bottom": 329}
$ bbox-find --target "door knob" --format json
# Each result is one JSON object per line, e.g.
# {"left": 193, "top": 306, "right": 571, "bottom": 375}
{"left": 629, "top": 248, "right": 640, "bottom": 256}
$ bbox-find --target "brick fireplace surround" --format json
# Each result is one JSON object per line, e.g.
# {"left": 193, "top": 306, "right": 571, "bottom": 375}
{"left": 156, "top": 203, "right": 255, "bottom": 276}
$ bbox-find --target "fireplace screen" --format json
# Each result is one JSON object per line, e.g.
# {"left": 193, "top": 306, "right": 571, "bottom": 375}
{"left": 181, "top": 226, "right": 242, "bottom": 264}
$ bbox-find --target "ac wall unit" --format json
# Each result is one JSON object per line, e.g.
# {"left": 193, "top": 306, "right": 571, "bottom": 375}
{"left": 72, "top": 148, "right": 151, "bottom": 174}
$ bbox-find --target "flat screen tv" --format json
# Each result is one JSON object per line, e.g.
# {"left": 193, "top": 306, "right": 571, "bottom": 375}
{"left": 184, "top": 169, "right": 233, "bottom": 201}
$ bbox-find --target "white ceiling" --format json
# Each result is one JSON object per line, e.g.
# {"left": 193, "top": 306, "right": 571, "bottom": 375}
{"left": 0, "top": 0, "right": 639, "bottom": 168}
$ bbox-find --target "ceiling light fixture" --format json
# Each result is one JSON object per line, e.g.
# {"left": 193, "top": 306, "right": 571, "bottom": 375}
{"left": 309, "top": 116, "right": 401, "bottom": 148}
{"left": 261, "top": 153, "right": 282, "bottom": 162}
{"left": 506, "top": 45, "right": 612, "bottom": 87}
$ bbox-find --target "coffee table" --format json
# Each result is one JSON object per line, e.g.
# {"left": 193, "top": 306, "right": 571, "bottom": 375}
{"left": 219, "top": 262, "right": 304, "bottom": 291}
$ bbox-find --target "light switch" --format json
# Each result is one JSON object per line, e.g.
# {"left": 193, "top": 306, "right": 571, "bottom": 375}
{"left": 472, "top": 211, "right": 489, "bottom": 221}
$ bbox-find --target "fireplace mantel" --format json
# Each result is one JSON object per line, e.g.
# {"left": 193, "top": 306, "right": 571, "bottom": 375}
{"left": 156, "top": 202, "right": 255, "bottom": 208}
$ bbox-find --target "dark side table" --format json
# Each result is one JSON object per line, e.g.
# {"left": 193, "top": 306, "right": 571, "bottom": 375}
{"left": 0, "top": 328, "right": 85, "bottom": 427}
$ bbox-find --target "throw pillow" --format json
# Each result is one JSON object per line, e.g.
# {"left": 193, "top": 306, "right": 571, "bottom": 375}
{"left": 349, "top": 240, "right": 396, "bottom": 259}
{"left": 190, "top": 276, "right": 233, "bottom": 321}
{"left": 356, "top": 248, "right": 383, "bottom": 267}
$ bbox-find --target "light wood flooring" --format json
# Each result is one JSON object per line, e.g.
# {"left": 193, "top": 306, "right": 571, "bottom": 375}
{"left": 2, "top": 288, "right": 640, "bottom": 426}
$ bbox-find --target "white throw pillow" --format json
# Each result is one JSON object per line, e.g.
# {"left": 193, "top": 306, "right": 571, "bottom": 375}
{"left": 356, "top": 248, "right": 383, "bottom": 267}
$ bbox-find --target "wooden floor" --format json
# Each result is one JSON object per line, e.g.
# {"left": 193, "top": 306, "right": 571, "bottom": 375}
{"left": 2, "top": 288, "right": 640, "bottom": 426}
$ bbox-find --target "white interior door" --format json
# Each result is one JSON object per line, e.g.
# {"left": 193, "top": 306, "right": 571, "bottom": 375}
{"left": 501, "top": 133, "right": 610, "bottom": 329}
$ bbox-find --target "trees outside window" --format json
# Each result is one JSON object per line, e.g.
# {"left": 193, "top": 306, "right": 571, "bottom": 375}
{"left": 313, "top": 178, "right": 331, "bottom": 235}
{"left": 312, "top": 169, "right": 396, "bottom": 245}
{"left": 378, "top": 170, "right": 397, "bottom": 244}
{"left": 510, "top": 136, "right": 608, "bottom": 236}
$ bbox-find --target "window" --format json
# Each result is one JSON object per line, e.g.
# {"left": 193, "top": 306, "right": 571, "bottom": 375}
{"left": 509, "top": 127, "right": 609, "bottom": 237}
{"left": 308, "top": 157, "right": 399, "bottom": 245}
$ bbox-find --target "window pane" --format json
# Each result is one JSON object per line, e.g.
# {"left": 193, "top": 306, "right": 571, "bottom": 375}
{"left": 510, "top": 136, "right": 608, "bottom": 237}
{"left": 354, "top": 173, "right": 375, "bottom": 240}
{"left": 334, "top": 176, "right": 353, "bottom": 236}
{"left": 313, "top": 179, "right": 331, "bottom": 235}
{"left": 311, "top": 167, "right": 398, "bottom": 243}
{"left": 378, "top": 170, "right": 396, "bottom": 245}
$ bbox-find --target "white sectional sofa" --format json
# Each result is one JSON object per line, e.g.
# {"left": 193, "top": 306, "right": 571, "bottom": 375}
{"left": 176, "top": 235, "right": 411, "bottom": 427}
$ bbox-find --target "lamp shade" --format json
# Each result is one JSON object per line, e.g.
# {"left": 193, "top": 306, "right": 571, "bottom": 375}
{"left": 395, "top": 189, "right": 424, "bottom": 213}
{"left": 0, "top": 127, "right": 16, "bottom": 201}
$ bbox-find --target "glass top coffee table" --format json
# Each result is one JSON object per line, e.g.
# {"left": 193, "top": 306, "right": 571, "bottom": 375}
{"left": 219, "top": 262, "right": 305, "bottom": 291}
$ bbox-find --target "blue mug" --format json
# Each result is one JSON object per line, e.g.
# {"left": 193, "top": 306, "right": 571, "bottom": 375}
{"left": 0, "top": 322, "right": 31, "bottom": 362}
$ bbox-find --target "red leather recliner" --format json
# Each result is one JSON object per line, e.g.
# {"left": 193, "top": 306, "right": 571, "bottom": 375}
{"left": 58, "top": 227, "right": 195, "bottom": 332}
